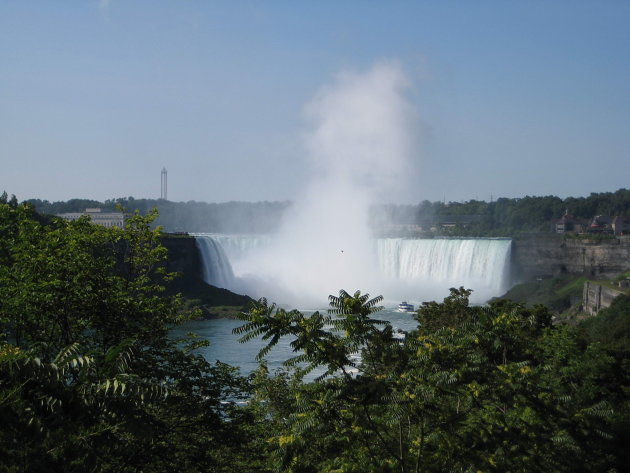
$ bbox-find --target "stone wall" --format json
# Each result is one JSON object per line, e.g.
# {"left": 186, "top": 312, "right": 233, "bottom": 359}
{"left": 582, "top": 281, "right": 625, "bottom": 315}
{"left": 511, "top": 234, "right": 630, "bottom": 282}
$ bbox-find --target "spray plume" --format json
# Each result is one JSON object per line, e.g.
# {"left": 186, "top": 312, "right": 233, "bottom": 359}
{"left": 236, "top": 61, "right": 416, "bottom": 307}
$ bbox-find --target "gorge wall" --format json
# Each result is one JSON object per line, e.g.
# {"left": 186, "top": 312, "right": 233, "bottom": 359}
{"left": 511, "top": 234, "right": 630, "bottom": 282}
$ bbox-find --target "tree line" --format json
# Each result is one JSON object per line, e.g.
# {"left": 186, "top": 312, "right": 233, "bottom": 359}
{"left": 25, "top": 196, "right": 290, "bottom": 234}
{"left": 1, "top": 200, "right": 629, "bottom": 471}
{"left": 371, "top": 188, "right": 630, "bottom": 236}
{"left": 23, "top": 188, "right": 630, "bottom": 236}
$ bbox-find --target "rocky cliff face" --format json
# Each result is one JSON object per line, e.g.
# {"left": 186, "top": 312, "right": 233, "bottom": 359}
{"left": 161, "top": 236, "right": 201, "bottom": 276}
{"left": 511, "top": 234, "right": 630, "bottom": 281}
{"left": 582, "top": 281, "right": 626, "bottom": 315}
{"left": 160, "top": 235, "right": 252, "bottom": 307}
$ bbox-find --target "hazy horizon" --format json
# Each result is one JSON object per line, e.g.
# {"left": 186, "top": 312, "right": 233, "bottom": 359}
{"left": 20, "top": 187, "right": 630, "bottom": 207}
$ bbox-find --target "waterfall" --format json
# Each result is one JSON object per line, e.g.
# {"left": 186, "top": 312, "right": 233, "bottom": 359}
{"left": 194, "top": 234, "right": 512, "bottom": 304}
{"left": 205, "top": 234, "right": 270, "bottom": 261}
{"left": 376, "top": 238, "right": 512, "bottom": 296}
{"left": 194, "top": 235, "right": 235, "bottom": 289}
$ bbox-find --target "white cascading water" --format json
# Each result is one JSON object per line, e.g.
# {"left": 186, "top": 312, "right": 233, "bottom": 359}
{"left": 376, "top": 238, "right": 512, "bottom": 298}
{"left": 194, "top": 234, "right": 512, "bottom": 306}
{"left": 194, "top": 236, "right": 235, "bottom": 289}
{"left": 206, "top": 234, "right": 271, "bottom": 262}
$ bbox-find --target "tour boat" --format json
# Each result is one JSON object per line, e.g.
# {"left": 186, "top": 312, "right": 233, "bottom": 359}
{"left": 397, "top": 301, "right": 415, "bottom": 312}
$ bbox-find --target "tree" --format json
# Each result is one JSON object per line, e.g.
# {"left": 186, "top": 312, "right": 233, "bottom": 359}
{"left": 0, "top": 202, "right": 267, "bottom": 472}
{"left": 577, "top": 295, "right": 630, "bottom": 471}
{"left": 237, "top": 288, "right": 620, "bottom": 472}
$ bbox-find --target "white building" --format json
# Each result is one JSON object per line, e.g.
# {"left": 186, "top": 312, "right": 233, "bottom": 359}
{"left": 56, "top": 208, "right": 125, "bottom": 228}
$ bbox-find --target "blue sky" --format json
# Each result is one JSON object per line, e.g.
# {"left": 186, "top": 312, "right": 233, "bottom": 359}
{"left": 1, "top": 1, "right": 629, "bottom": 204}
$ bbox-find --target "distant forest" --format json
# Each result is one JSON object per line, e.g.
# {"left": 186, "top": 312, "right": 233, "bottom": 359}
{"left": 24, "top": 188, "right": 630, "bottom": 235}
{"left": 371, "top": 188, "right": 630, "bottom": 236}
{"left": 25, "top": 197, "right": 290, "bottom": 234}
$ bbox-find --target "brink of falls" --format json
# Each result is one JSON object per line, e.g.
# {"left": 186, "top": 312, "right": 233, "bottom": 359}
{"left": 194, "top": 234, "right": 512, "bottom": 307}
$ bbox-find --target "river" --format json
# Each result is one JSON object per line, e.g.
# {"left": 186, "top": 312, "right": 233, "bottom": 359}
{"left": 172, "top": 307, "right": 420, "bottom": 376}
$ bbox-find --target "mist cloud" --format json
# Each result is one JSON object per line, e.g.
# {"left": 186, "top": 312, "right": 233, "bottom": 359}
{"left": 302, "top": 60, "right": 415, "bottom": 198}
{"left": 236, "top": 61, "right": 417, "bottom": 306}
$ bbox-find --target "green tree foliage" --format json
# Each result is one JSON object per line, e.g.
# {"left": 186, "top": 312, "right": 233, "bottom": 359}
{"left": 580, "top": 294, "right": 630, "bottom": 356}
{"left": 0, "top": 202, "right": 265, "bottom": 472}
{"left": 237, "top": 288, "right": 623, "bottom": 472}
{"left": 577, "top": 295, "right": 630, "bottom": 469}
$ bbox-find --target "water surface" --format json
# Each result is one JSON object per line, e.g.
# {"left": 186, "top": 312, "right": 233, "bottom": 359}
{"left": 172, "top": 308, "right": 420, "bottom": 375}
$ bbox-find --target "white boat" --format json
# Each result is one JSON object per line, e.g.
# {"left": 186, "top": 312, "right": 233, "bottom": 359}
{"left": 397, "top": 301, "right": 415, "bottom": 312}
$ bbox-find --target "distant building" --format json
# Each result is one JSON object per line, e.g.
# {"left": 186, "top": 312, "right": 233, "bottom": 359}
{"left": 56, "top": 208, "right": 124, "bottom": 228}
{"left": 161, "top": 167, "right": 167, "bottom": 200}
{"left": 434, "top": 214, "right": 484, "bottom": 230}
{"left": 553, "top": 210, "right": 587, "bottom": 234}
{"left": 589, "top": 215, "right": 613, "bottom": 232}
{"left": 612, "top": 216, "right": 630, "bottom": 236}
{"left": 553, "top": 210, "right": 629, "bottom": 235}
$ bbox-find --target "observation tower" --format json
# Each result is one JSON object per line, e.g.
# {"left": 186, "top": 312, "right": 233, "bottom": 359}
{"left": 161, "top": 167, "right": 167, "bottom": 200}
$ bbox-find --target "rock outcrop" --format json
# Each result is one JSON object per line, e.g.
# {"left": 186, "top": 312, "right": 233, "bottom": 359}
{"left": 511, "top": 234, "right": 630, "bottom": 281}
{"left": 160, "top": 235, "right": 252, "bottom": 307}
{"left": 582, "top": 281, "right": 626, "bottom": 315}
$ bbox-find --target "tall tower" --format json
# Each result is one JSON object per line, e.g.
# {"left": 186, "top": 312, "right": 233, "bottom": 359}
{"left": 161, "top": 167, "right": 167, "bottom": 200}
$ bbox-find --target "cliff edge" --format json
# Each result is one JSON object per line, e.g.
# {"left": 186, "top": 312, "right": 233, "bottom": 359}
{"left": 512, "top": 234, "right": 630, "bottom": 281}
